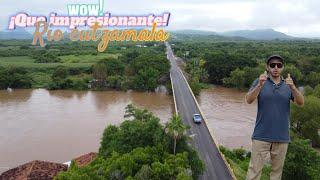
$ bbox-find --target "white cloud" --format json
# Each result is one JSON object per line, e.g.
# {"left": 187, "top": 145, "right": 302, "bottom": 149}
{"left": 1, "top": 0, "right": 320, "bottom": 37}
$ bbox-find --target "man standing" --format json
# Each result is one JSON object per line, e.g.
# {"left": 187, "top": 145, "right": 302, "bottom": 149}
{"left": 245, "top": 55, "right": 304, "bottom": 180}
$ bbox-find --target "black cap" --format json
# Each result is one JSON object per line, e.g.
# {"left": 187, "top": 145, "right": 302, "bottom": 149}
{"left": 266, "top": 55, "right": 284, "bottom": 64}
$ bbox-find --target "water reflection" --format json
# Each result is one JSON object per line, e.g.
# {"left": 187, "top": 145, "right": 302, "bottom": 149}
{"left": 0, "top": 86, "right": 257, "bottom": 173}
{"left": 90, "top": 90, "right": 129, "bottom": 111}
{"left": 199, "top": 86, "right": 257, "bottom": 150}
{"left": 0, "top": 89, "right": 32, "bottom": 104}
{"left": 48, "top": 90, "right": 89, "bottom": 100}
{"left": 0, "top": 89, "right": 173, "bottom": 174}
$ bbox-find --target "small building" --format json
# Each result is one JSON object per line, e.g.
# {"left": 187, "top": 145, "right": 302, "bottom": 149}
{"left": 0, "top": 152, "right": 98, "bottom": 179}
{"left": 0, "top": 160, "right": 68, "bottom": 180}
{"left": 64, "top": 152, "right": 98, "bottom": 168}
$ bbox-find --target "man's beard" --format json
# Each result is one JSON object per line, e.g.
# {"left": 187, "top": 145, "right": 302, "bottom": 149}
{"left": 271, "top": 73, "right": 281, "bottom": 78}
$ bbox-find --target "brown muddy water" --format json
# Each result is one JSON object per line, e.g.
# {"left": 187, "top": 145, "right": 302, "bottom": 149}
{"left": 0, "top": 87, "right": 258, "bottom": 173}
{"left": 199, "top": 86, "right": 257, "bottom": 150}
{"left": 0, "top": 89, "right": 174, "bottom": 173}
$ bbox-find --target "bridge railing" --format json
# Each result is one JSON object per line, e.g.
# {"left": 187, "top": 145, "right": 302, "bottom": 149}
{"left": 170, "top": 73, "right": 178, "bottom": 114}
{"left": 170, "top": 67, "right": 237, "bottom": 180}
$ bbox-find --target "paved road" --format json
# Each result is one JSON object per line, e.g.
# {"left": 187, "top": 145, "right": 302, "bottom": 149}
{"left": 166, "top": 42, "right": 233, "bottom": 180}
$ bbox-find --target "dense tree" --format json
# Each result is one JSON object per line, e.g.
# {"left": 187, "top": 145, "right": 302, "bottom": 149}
{"left": 305, "top": 72, "right": 320, "bottom": 88}
{"left": 297, "top": 57, "right": 320, "bottom": 75}
{"left": 33, "top": 50, "right": 61, "bottom": 63}
{"left": 121, "top": 49, "right": 140, "bottom": 63}
{"left": 133, "top": 67, "right": 159, "bottom": 91}
{"left": 223, "top": 66, "right": 262, "bottom": 89}
{"left": 185, "top": 58, "right": 208, "bottom": 95}
{"left": 282, "top": 64, "right": 303, "bottom": 82}
{"left": 101, "top": 58, "right": 125, "bottom": 76}
{"left": 0, "top": 66, "right": 32, "bottom": 89}
{"left": 56, "top": 105, "right": 204, "bottom": 179}
{"left": 92, "top": 62, "right": 108, "bottom": 88}
{"left": 219, "top": 139, "right": 320, "bottom": 180}
{"left": 223, "top": 68, "right": 246, "bottom": 89}
{"left": 185, "top": 58, "right": 209, "bottom": 82}
{"left": 171, "top": 37, "right": 320, "bottom": 88}
{"left": 291, "top": 95, "right": 320, "bottom": 147}
{"left": 204, "top": 51, "right": 257, "bottom": 84}
{"left": 56, "top": 148, "right": 193, "bottom": 180}
{"left": 0, "top": 40, "right": 169, "bottom": 91}
{"left": 48, "top": 66, "right": 72, "bottom": 90}
{"left": 130, "top": 53, "right": 170, "bottom": 76}
{"left": 282, "top": 139, "right": 320, "bottom": 180}
{"left": 303, "top": 85, "right": 314, "bottom": 96}
{"left": 313, "top": 84, "right": 320, "bottom": 98}
{"left": 99, "top": 104, "right": 164, "bottom": 157}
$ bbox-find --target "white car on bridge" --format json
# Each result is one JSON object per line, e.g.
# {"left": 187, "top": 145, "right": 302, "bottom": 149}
{"left": 193, "top": 114, "right": 202, "bottom": 124}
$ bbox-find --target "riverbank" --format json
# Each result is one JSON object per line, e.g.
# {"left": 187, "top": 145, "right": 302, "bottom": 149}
{"left": 2, "top": 86, "right": 319, "bottom": 175}
{"left": 0, "top": 88, "right": 173, "bottom": 174}
{"left": 0, "top": 84, "right": 257, "bottom": 175}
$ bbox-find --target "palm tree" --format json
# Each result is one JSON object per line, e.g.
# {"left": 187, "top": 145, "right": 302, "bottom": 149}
{"left": 165, "top": 114, "right": 189, "bottom": 155}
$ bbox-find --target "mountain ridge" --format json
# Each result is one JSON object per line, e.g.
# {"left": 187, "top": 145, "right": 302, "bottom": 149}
{"left": 171, "top": 28, "right": 297, "bottom": 40}
{"left": 0, "top": 28, "right": 314, "bottom": 40}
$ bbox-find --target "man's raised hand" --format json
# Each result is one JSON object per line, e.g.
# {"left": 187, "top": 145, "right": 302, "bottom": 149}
{"left": 258, "top": 71, "right": 268, "bottom": 87}
{"left": 285, "top": 73, "right": 295, "bottom": 89}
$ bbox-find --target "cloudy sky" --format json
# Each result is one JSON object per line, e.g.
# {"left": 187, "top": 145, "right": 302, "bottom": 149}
{"left": 1, "top": 0, "right": 320, "bottom": 37}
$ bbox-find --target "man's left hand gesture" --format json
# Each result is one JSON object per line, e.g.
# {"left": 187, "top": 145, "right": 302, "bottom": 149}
{"left": 285, "top": 73, "right": 295, "bottom": 89}
{"left": 285, "top": 73, "right": 304, "bottom": 105}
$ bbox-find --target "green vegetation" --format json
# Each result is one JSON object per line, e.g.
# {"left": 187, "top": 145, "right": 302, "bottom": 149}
{"left": 90, "top": 47, "right": 170, "bottom": 91}
{"left": 171, "top": 35, "right": 320, "bottom": 149}
{"left": 184, "top": 58, "right": 209, "bottom": 95}
{"left": 220, "top": 138, "right": 320, "bottom": 180}
{"left": 171, "top": 34, "right": 320, "bottom": 179}
{"left": 164, "top": 114, "right": 190, "bottom": 155}
{"left": 282, "top": 139, "right": 320, "bottom": 180}
{"left": 2, "top": 36, "right": 319, "bottom": 179}
{"left": 291, "top": 94, "right": 320, "bottom": 147}
{"left": 171, "top": 37, "right": 320, "bottom": 89}
{"left": 32, "top": 50, "right": 61, "bottom": 63}
{"left": 219, "top": 146, "right": 271, "bottom": 180}
{"left": 60, "top": 54, "right": 119, "bottom": 63}
{"left": 219, "top": 77, "right": 320, "bottom": 179}
{"left": 0, "top": 40, "right": 170, "bottom": 91}
{"left": 47, "top": 66, "right": 87, "bottom": 90}
{"left": 223, "top": 66, "right": 263, "bottom": 90}
{"left": 0, "top": 66, "right": 32, "bottom": 89}
{"left": 55, "top": 105, "right": 204, "bottom": 180}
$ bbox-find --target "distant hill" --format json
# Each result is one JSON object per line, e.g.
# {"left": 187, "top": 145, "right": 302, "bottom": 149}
{"left": 0, "top": 28, "right": 302, "bottom": 41}
{"left": 171, "top": 32, "right": 248, "bottom": 42}
{"left": 219, "top": 29, "right": 293, "bottom": 40}
{"left": 171, "top": 29, "right": 218, "bottom": 36}
{"left": 0, "top": 28, "right": 32, "bottom": 40}
{"left": 171, "top": 29, "right": 296, "bottom": 40}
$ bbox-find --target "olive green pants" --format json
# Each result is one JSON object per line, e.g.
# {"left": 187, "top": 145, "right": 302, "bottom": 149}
{"left": 246, "top": 139, "right": 288, "bottom": 180}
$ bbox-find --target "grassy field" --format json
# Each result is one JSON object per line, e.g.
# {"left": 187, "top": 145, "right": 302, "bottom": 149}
{"left": 60, "top": 53, "right": 120, "bottom": 63}
{"left": 0, "top": 53, "right": 121, "bottom": 69}
{"left": 0, "top": 46, "right": 21, "bottom": 50}
{"left": 228, "top": 158, "right": 271, "bottom": 180}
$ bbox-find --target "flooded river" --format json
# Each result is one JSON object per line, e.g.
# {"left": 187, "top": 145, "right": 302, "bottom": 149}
{"left": 0, "top": 89, "right": 174, "bottom": 173}
{"left": 0, "top": 87, "right": 257, "bottom": 173}
{"left": 199, "top": 86, "right": 257, "bottom": 150}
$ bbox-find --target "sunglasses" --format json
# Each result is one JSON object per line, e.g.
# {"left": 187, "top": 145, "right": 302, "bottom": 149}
{"left": 269, "top": 63, "right": 283, "bottom": 68}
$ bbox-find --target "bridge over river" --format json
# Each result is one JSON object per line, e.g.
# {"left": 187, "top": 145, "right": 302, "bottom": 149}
{"left": 166, "top": 42, "right": 236, "bottom": 180}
